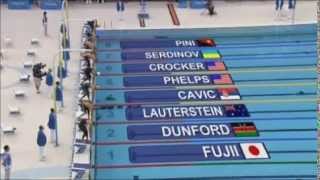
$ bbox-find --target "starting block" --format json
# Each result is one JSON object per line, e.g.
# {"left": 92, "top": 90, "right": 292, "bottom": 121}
{"left": 20, "top": 74, "right": 30, "bottom": 82}
{"left": 8, "top": 105, "right": 20, "bottom": 114}
{"left": 27, "top": 49, "right": 36, "bottom": 56}
{"left": 23, "top": 61, "right": 33, "bottom": 68}
{"left": 31, "top": 38, "right": 40, "bottom": 46}
{"left": 1, "top": 126, "right": 16, "bottom": 134}
{"left": 4, "top": 37, "right": 13, "bottom": 47}
{"left": 75, "top": 109, "right": 85, "bottom": 118}
{"left": 75, "top": 144, "right": 87, "bottom": 154}
{"left": 14, "top": 90, "right": 25, "bottom": 97}
{"left": 0, "top": 49, "right": 5, "bottom": 59}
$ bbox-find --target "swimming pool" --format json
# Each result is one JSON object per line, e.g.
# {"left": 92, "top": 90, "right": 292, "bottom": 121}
{"left": 91, "top": 24, "right": 318, "bottom": 179}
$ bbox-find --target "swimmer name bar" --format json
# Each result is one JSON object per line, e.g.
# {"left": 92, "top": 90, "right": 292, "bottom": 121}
{"left": 122, "top": 61, "right": 226, "bottom": 73}
{"left": 129, "top": 142, "right": 269, "bottom": 163}
{"left": 123, "top": 74, "right": 233, "bottom": 87}
{"left": 125, "top": 104, "right": 249, "bottom": 120}
{"left": 127, "top": 122, "right": 258, "bottom": 140}
{"left": 122, "top": 48, "right": 221, "bottom": 60}
{"left": 124, "top": 88, "right": 240, "bottom": 103}
{"left": 120, "top": 38, "right": 216, "bottom": 49}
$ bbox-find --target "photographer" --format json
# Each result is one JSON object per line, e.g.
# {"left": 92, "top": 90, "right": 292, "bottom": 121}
{"left": 32, "top": 63, "right": 47, "bottom": 94}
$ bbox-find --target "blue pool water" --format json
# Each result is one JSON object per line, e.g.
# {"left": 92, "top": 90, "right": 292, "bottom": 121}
{"left": 91, "top": 24, "right": 318, "bottom": 179}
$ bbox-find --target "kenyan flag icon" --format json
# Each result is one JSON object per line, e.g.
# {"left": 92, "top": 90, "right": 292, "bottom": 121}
{"left": 231, "top": 122, "right": 258, "bottom": 137}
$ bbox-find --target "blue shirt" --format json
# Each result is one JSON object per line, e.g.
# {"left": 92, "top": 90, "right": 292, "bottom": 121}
{"left": 48, "top": 112, "right": 57, "bottom": 130}
{"left": 2, "top": 152, "right": 11, "bottom": 168}
{"left": 37, "top": 130, "right": 47, "bottom": 146}
{"left": 55, "top": 86, "right": 63, "bottom": 101}
{"left": 46, "top": 72, "right": 53, "bottom": 86}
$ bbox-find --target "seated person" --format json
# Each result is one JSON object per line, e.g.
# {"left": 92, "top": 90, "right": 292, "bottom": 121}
{"left": 207, "top": 0, "right": 217, "bottom": 16}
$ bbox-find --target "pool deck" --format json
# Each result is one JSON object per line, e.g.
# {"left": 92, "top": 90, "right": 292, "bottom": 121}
{"left": 0, "top": 0, "right": 317, "bottom": 179}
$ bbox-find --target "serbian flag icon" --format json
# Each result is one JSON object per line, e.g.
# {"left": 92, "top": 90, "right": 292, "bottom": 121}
{"left": 218, "top": 88, "right": 240, "bottom": 100}
{"left": 240, "top": 143, "right": 269, "bottom": 159}
{"left": 206, "top": 61, "right": 226, "bottom": 71}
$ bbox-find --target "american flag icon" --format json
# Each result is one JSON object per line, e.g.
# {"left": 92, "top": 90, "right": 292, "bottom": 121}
{"left": 212, "top": 74, "right": 233, "bottom": 84}
{"left": 206, "top": 61, "right": 226, "bottom": 71}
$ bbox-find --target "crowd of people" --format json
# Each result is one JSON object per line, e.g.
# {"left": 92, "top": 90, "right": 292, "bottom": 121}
{"left": 1, "top": 10, "right": 97, "bottom": 178}
{"left": 77, "top": 20, "right": 97, "bottom": 142}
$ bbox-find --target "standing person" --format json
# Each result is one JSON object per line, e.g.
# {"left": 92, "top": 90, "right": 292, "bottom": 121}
{"left": 42, "top": 11, "right": 48, "bottom": 36}
{"left": 288, "top": 0, "right": 296, "bottom": 23}
{"left": 36, "top": 126, "right": 47, "bottom": 161}
{"left": 55, "top": 81, "right": 64, "bottom": 109}
{"left": 47, "top": 108, "right": 57, "bottom": 143}
{"left": 275, "top": 0, "right": 284, "bottom": 18}
{"left": 79, "top": 118, "right": 89, "bottom": 142}
{"left": 45, "top": 69, "right": 53, "bottom": 87}
{"left": 1, "top": 145, "right": 12, "bottom": 180}
{"left": 275, "top": 0, "right": 284, "bottom": 10}
{"left": 32, "top": 63, "right": 47, "bottom": 94}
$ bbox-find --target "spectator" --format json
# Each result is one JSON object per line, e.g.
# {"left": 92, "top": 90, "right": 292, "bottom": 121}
{"left": 1, "top": 145, "right": 11, "bottom": 180}
{"left": 55, "top": 81, "right": 64, "bottom": 109}
{"left": 79, "top": 119, "right": 89, "bottom": 141}
{"left": 37, "top": 126, "right": 47, "bottom": 161}
{"left": 47, "top": 108, "right": 57, "bottom": 143}
{"left": 42, "top": 11, "right": 48, "bottom": 36}
{"left": 32, "top": 63, "right": 47, "bottom": 94}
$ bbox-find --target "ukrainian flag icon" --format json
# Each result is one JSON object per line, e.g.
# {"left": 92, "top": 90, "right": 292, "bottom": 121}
{"left": 201, "top": 49, "right": 221, "bottom": 59}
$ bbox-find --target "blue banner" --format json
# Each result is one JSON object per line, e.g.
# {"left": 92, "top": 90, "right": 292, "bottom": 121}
{"left": 122, "top": 61, "right": 226, "bottom": 73}
{"left": 127, "top": 122, "right": 257, "bottom": 140}
{"left": 129, "top": 142, "right": 269, "bottom": 163}
{"left": 40, "top": 0, "right": 62, "bottom": 10}
{"left": 8, "top": 0, "right": 32, "bottom": 9}
{"left": 125, "top": 88, "right": 240, "bottom": 103}
{"left": 125, "top": 104, "right": 249, "bottom": 120}
{"left": 120, "top": 39, "right": 215, "bottom": 49}
{"left": 123, "top": 74, "right": 233, "bottom": 87}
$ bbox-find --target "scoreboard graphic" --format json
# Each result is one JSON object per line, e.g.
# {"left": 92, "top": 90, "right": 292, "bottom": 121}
{"left": 92, "top": 24, "right": 317, "bottom": 179}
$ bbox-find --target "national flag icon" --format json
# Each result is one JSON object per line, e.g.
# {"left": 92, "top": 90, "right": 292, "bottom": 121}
{"left": 225, "top": 104, "right": 249, "bottom": 117}
{"left": 211, "top": 74, "right": 233, "bottom": 84}
{"left": 201, "top": 49, "right": 221, "bottom": 59}
{"left": 206, "top": 61, "right": 226, "bottom": 71}
{"left": 231, "top": 122, "right": 258, "bottom": 137}
{"left": 197, "top": 38, "right": 216, "bottom": 47}
{"left": 240, "top": 143, "right": 269, "bottom": 159}
{"left": 218, "top": 88, "right": 240, "bottom": 100}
